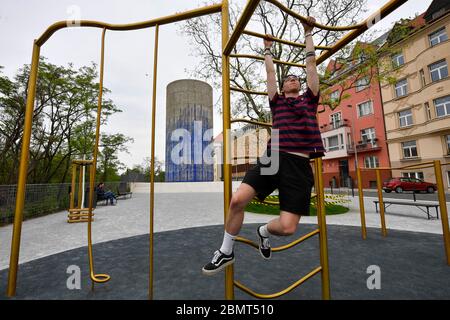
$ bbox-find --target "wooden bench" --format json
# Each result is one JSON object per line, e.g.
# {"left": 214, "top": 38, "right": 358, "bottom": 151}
{"left": 373, "top": 200, "right": 439, "bottom": 220}
{"left": 116, "top": 183, "right": 132, "bottom": 199}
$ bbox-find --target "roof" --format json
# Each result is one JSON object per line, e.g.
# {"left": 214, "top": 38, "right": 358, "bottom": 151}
{"left": 424, "top": 0, "right": 450, "bottom": 22}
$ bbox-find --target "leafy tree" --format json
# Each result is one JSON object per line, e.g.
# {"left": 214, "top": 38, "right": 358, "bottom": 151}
{"left": 97, "top": 133, "right": 134, "bottom": 182}
{"left": 0, "top": 59, "right": 122, "bottom": 184}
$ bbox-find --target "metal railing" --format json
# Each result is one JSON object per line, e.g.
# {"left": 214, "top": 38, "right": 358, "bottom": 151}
{"left": 357, "top": 161, "right": 450, "bottom": 265}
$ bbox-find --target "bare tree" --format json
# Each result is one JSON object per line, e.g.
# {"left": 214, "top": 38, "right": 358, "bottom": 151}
{"left": 181, "top": 0, "right": 369, "bottom": 122}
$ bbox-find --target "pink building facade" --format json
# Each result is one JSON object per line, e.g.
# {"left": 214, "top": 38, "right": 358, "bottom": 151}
{"left": 318, "top": 63, "right": 391, "bottom": 189}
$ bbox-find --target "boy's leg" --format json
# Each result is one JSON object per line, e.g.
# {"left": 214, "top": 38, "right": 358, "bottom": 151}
{"left": 219, "top": 183, "right": 257, "bottom": 254}
{"left": 266, "top": 211, "right": 301, "bottom": 236}
{"left": 224, "top": 183, "right": 257, "bottom": 236}
{"left": 256, "top": 211, "right": 301, "bottom": 260}
{"left": 202, "top": 183, "right": 256, "bottom": 275}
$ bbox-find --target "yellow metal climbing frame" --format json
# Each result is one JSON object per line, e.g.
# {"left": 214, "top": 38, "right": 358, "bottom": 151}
{"left": 7, "top": 0, "right": 409, "bottom": 298}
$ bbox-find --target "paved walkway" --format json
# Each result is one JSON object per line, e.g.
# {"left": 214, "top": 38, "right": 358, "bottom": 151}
{"left": 1, "top": 191, "right": 448, "bottom": 270}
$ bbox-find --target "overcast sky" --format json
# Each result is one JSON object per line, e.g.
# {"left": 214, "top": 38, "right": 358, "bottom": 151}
{"left": 0, "top": 0, "right": 432, "bottom": 172}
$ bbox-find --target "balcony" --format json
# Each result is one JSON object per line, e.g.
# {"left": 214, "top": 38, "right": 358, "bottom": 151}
{"left": 347, "top": 139, "right": 381, "bottom": 154}
{"left": 320, "top": 119, "right": 349, "bottom": 133}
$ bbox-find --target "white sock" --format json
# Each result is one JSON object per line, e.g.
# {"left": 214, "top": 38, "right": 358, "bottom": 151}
{"left": 259, "top": 224, "right": 270, "bottom": 238}
{"left": 219, "top": 231, "right": 236, "bottom": 255}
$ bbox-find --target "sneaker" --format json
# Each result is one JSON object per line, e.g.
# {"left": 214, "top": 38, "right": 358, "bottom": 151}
{"left": 257, "top": 226, "right": 272, "bottom": 259}
{"left": 202, "top": 250, "right": 234, "bottom": 276}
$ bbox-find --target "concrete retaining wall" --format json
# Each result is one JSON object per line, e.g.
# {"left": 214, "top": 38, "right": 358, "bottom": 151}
{"left": 131, "top": 181, "right": 242, "bottom": 193}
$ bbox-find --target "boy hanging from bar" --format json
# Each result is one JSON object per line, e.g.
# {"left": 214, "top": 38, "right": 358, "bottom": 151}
{"left": 203, "top": 16, "right": 325, "bottom": 275}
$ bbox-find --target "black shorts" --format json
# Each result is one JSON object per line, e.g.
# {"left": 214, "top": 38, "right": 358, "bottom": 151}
{"left": 242, "top": 150, "right": 314, "bottom": 216}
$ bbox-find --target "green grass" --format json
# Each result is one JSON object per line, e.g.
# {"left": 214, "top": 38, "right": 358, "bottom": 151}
{"left": 244, "top": 195, "right": 349, "bottom": 216}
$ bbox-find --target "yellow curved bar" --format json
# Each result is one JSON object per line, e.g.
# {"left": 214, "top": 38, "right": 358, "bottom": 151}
{"left": 316, "top": 0, "right": 408, "bottom": 65}
{"left": 230, "top": 118, "right": 272, "bottom": 127}
{"left": 35, "top": 4, "right": 223, "bottom": 46}
{"left": 265, "top": 0, "right": 362, "bottom": 31}
{"left": 234, "top": 266, "right": 322, "bottom": 299}
{"left": 87, "top": 28, "right": 111, "bottom": 286}
{"left": 230, "top": 86, "right": 268, "bottom": 96}
{"left": 6, "top": 43, "right": 40, "bottom": 297}
{"left": 242, "top": 30, "right": 331, "bottom": 50}
{"left": 149, "top": 23, "right": 160, "bottom": 300}
{"left": 230, "top": 54, "right": 306, "bottom": 68}
{"left": 224, "top": 0, "right": 260, "bottom": 56}
{"left": 236, "top": 229, "right": 320, "bottom": 252}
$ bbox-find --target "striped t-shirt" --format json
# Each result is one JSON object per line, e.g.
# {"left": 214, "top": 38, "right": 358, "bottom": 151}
{"left": 267, "top": 87, "right": 325, "bottom": 159}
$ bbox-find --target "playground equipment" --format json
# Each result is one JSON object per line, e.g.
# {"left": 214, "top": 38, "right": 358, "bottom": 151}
{"left": 67, "top": 159, "right": 94, "bottom": 223}
{"left": 230, "top": 118, "right": 330, "bottom": 299}
{"left": 7, "top": 0, "right": 409, "bottom": 299}
{"left": 357, "top": 161, "right": 450, "bottom": 265}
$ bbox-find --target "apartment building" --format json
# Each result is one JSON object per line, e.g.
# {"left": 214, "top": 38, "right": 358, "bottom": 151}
{"left": 379, "top": 0, "right": 450, "bottom": 188}
{"left": 214, "top": 126, "right": 269, "bottom": 181}
{"left": 318, "top": 47, "right": 391, "bottom": 189}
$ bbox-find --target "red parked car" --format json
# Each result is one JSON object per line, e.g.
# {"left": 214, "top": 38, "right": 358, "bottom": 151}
{"left": 383, "top": 177, "right": 437, "bottom": 193}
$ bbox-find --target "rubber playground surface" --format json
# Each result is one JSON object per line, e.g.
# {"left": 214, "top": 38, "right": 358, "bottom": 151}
{"left": 2, "top": 223, "right": 450, "bottom": 300}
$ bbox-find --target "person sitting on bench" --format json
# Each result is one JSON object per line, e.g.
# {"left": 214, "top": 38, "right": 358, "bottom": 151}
{"left": 96, "top": 182, "right": 117, "bottom": 205}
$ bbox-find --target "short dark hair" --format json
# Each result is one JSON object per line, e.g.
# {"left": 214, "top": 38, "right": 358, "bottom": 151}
{"left": 282, "top": 74, "right": 299, "bottom": 83}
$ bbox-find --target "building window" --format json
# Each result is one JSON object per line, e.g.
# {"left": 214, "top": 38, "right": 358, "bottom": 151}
{"left": 429, "top": 27, "right": 448, "bottom": 47}
{"left": 327, "top": 135, "right": 340, "bottom": 151}
{"left": 356, "top": 76, "right": 370, "bottom": 92}
{"left": 357, "top": 100, "right": 373, "bottom": 117}
{"left": 429, "top": 60, "right": 448, "bottom": 82}
{"left": 392, "top": 52, "right": 405, "bottom": 68}
{"left": 446, "top": 135, "right": 450, "bottom": 155}
{"left": 447, "top": 171, "right": 450, "bottom": 188}
{"left": 402, "top": 172, "right": 424, "bottom": 180}
{"left": 424, "top": 102, "right": 432, "bottom": 120}
{"left": 330, "top": 112, "right": 342, "bottom": 129}
{"left": 420, "top": 69, "right": 426, "bottom": 87}
{"left": 398, "top": 109, "right": 413, "bottom": 127}
{"left": 395, "top": 79, "right": 408, "bottom": 97}
{"left": 361, "top": 128, "right": 376, "bottom": 144}
{"left": 402, "top": 140, "right": 418, "bottom": 158}
{"left": 434, "top": 95, "right": 450, "bottom": 117}
{"left": 364, "top": 156, "right": 379, "bottom": 168}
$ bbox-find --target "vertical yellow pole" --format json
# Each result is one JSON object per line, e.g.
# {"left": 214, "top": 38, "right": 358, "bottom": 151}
{"left": 87, "top": 28, "right": 107, "bottom": 288}
{"left": 7, "top": 42, "right": 40, "bottom": 297}
{"left": 356, "top": 166, "right": 367, "bottom": 239}
{"left": 376, "top": 169, "right": 387, "bottom": 236}
{"left": 316, "top": 158, "right": 331, "bottom": 300}
{"left": 434, "top": 160, "right": 450, "bottom": 265}
{"left": 222, "top": 0, "right": 234, "bottom": 300}
{"left": 149, "top": 24, "right": 159, "bottom": 300}
{"left": 77, "top": 164, "right": 83, "bottom": 208}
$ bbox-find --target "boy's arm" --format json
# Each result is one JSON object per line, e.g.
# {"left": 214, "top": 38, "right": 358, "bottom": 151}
{"left": 303, "top": 17, "right": 319, "bottom": 97}
{"left": 264, "top": 37, "right": 277, "bottom": 101}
